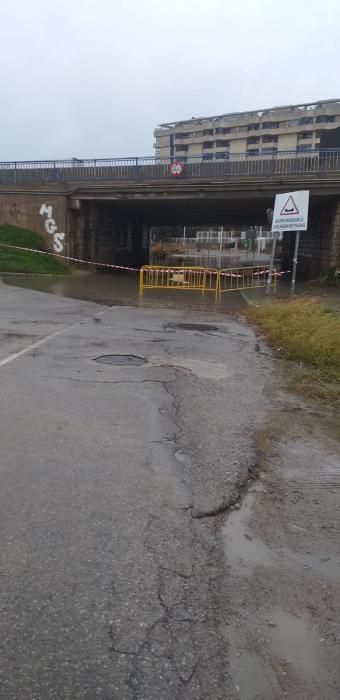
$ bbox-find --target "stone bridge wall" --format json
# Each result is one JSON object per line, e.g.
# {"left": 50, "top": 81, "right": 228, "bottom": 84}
{"left": 0, "top": 189, "right": 68, "bottom": 254}
{"left": 282, "top": 200, "right": 340, "bottom": 277}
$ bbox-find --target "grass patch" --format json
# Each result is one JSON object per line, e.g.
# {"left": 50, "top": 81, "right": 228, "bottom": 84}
{"left": 0, "top": 225, "right": 70, "bottom": 275}
{"left": 248, "top": 298, "right": 340, "bottom": 403}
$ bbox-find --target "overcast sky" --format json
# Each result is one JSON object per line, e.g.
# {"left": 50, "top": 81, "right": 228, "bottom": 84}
{"left": 1, "top": 0, "right": 339, "bottom": 161}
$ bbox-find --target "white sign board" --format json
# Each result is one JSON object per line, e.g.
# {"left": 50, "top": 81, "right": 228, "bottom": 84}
{"left": 272, "top": 190, "right": 309, "bottom": 232}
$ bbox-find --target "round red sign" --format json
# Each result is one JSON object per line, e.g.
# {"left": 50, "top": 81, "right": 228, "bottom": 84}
{"left": 169, "top": 161, "right": 184, "bottom": 177}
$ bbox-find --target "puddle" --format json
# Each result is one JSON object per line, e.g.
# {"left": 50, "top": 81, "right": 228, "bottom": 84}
{"left": 1, "top": 272, "right": 244, "bottom": 311}
{"left": 222, "top": 487, "right": 272, "bottom": 575}
{"left": 94, "top": 354, "right": 146, "bottom": 366}
{"left": 267, "top": 609, "right": 321, "bottom": 679}
{"left": 228, "top": 647, "right": 277, "bottom": 700}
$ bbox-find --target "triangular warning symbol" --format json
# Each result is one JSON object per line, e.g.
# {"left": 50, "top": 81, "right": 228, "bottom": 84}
{"left": 280, "top": 195, "right": 299, "bottom": 216}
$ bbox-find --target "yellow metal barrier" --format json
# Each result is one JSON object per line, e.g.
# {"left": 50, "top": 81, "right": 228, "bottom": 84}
{"left": 217, "top": 265, "right": 276, "bottom": 301}
{"left": 139, "top": 265, "right": 219, "bottom": 297}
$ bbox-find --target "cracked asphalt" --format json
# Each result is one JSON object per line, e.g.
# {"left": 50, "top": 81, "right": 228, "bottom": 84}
{"left": 0, "top": 281, "right": 272, "bottom": 699}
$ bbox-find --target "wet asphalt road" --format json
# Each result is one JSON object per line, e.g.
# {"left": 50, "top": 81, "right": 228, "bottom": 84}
{"left": 0, "top": 281, "right": 271, "bottom": 699}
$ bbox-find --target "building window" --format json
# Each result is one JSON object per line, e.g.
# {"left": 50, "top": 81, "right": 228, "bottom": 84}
{"left": 215, "top": 152, "right": 229, "bottom": 159}
{"left": 203, "top": 128, "right": 214, "bottom": 136}
{"left": 231, "top": 125, "right": 247, "bottom": 133}
{"left": 247, "top": 136, "right": 260, "bottom": 145}
{"left": 195, "top": 130, "right": 204, "bottom": 137}
{"left": 262, "top": 134, "right": 278, "bottom": 143}
{"left": 287, "top": 119, "right": 300, "bottom": 127}
{"left": 261, "top": 147, "right": 277, "bottom": 154}
{"left": 215, "top": 127, "right": 231, "bottom": 134}
{"left": 297, "top": 144, "right": 312, "bottom": 152}
{"left": 247, "top": 148, "right": 260, "bottom": 156}
{"left": 316, "top": 115, "right": 335, "bottom": 123}
{"left": 175, "top": 132, "right": 193, "bottom": 139}
{"left": 299, "top": 116, "right": 313, "bottom": 125}
{"left": 215, "top": 139, "right": 230, "bottom": 147}
{"left": 247, "top": 123, "right": 260, "bottom": 131}
{"left": 175, "top": 144, "right": 188, "bottom": 152}
{"left": 203, "top": 141, "right": 213, "bottom": 149}
{"left": 202, "top": 153, "right": 214, "bottom": 160}
{"left": 298, "top": 131, "right": 313, "bottom": 140}
{"left": 262, "top": 121, "right": 280, "bottom": 129}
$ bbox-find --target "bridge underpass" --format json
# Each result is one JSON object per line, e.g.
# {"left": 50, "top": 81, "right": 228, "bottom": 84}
{"left": 0, "top": 155, "right": 339, "bottom": 277}
{"left": 67, "top": 187, "right": 340, "bottom": 277}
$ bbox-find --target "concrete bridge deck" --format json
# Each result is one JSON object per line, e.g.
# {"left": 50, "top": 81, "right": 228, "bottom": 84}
{"left": 0, "top": 151, "right": 339, "bottom": 278}
{"left": 1, "top": 149, "right": 340, "bottom": 186}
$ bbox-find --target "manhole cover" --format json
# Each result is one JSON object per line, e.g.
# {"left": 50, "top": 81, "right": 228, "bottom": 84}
{"left": 166, "top": 323, "right": 219, "bottom": 332}
{"left": 94, "top": 354, "right": 146, "bottom": 366}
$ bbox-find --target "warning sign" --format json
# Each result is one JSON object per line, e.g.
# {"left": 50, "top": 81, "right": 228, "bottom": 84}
{"left": 280, "top": 195, "right": 299, "bottom": 216}
{"left": 272, "top": 190, "right": 309, "bottom": 232}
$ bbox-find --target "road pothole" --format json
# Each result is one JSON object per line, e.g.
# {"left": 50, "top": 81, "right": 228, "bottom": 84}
{"left": 94, "top": 354, "right": 146, "bottom": 366}
{"left": 165, "top": 323, "right": 219, "bottom": 332}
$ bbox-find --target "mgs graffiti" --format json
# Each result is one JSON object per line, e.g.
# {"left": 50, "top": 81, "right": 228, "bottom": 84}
{"left": 39, "top": 204, "right": 65, "bottom": 252}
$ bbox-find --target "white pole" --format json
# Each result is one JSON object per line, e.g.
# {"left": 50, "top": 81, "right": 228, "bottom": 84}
{"left": 183, "top": 226, "right": 186, "bottom": 243}
{"left": 291, "top": 230, "right": 300, "bottom": 295}
{"left": 266, "top": 231, "right": 278, "bottom": 296}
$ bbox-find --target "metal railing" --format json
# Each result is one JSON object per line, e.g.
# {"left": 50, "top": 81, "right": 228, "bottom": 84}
{"left": 218, "top": 265, "right": 276, "bottom": 300}
{"left": 139, "top": 264, "right": 277, "bottom": 299}
{"left": 0, "top": 150, "right": 340, "bottom": 185}
{"left": 139, "top": 265, "right": 218, "bottom": 297}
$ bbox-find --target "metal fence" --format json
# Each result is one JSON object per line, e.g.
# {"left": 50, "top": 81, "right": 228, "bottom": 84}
{"left": 218, "top": 265, "right": 276, "bottom": 300}
{"left": 139, "top": 264, "right": 276, "bottom": 300}
{"left": 139, "top": 265, "right": 218, "bottom": 297}
{"left": 1, "top": 150, "right": 340, "bottom": 185}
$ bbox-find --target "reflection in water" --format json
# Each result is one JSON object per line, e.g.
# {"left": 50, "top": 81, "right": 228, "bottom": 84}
{"left": 153, "top": 252, "right": 271, "bottom": 269}
{"left": 2, "top": 271, "right": 139, "bottom": 306}
{"left": 1, "top": 271, "right": 245, "bottom": 311}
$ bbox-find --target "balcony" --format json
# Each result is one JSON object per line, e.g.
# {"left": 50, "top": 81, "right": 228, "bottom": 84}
{"left": 215, "top": 139, "right": 230, "bottom": 148}
{"left": 262, "top": 135, "right": 278, "bottom": 144}
{"left": 298, "top": 132, "right": 314, "bottom": 141}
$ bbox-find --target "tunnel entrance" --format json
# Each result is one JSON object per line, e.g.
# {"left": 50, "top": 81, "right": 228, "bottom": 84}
{"left": 69, "top": 201, "right": 150, "bottom": 269}
{"left": 69, "top": 197, "right": 277, "bottom": 271}
{"left": 68, "top": 194, "right": 336, "bottom": 279}
{"left": 149, "top": 224, "right": 278, "bottom": 270}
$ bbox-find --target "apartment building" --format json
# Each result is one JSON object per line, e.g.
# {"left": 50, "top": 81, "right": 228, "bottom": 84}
{"left": 154, "top": 99, "right": 340, "bottom": 160}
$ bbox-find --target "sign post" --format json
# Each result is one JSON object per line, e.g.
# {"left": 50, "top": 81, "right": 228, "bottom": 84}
{"left": 265, "top": 208, "right": 276, "bottom": 296}
{"left": 270, "top": 190, "right": 309, "bottom": 295}
{"left": 291, "top": 230, "right": 301, "bottom": 294}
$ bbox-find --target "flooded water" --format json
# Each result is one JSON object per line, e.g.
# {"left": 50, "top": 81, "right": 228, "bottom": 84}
{"left": 222, "top": 486, "right": 273, "bottom": 575}
{"left": 1, "top": 271, "right": 245, "bottom": 312}
{"left": 266, "top": 609, "right": 321, "bottom": 678}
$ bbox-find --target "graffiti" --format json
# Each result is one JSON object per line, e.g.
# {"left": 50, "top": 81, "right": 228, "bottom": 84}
{"left": 39, "top": 203, "right": 65, "bottom": 252}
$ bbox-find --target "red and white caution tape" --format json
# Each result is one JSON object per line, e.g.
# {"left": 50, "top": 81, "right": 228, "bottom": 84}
{"left": 0, "top": 244, "right": 290, "bottom": 279}
{"left": 147, "top": 268, "right": 218, "bottom": 274}
{"left": 0, "top": 243, "right": 139, "bottom": 272}
{"left": 220, "top": 272, "right": 243, "bottom": 278}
